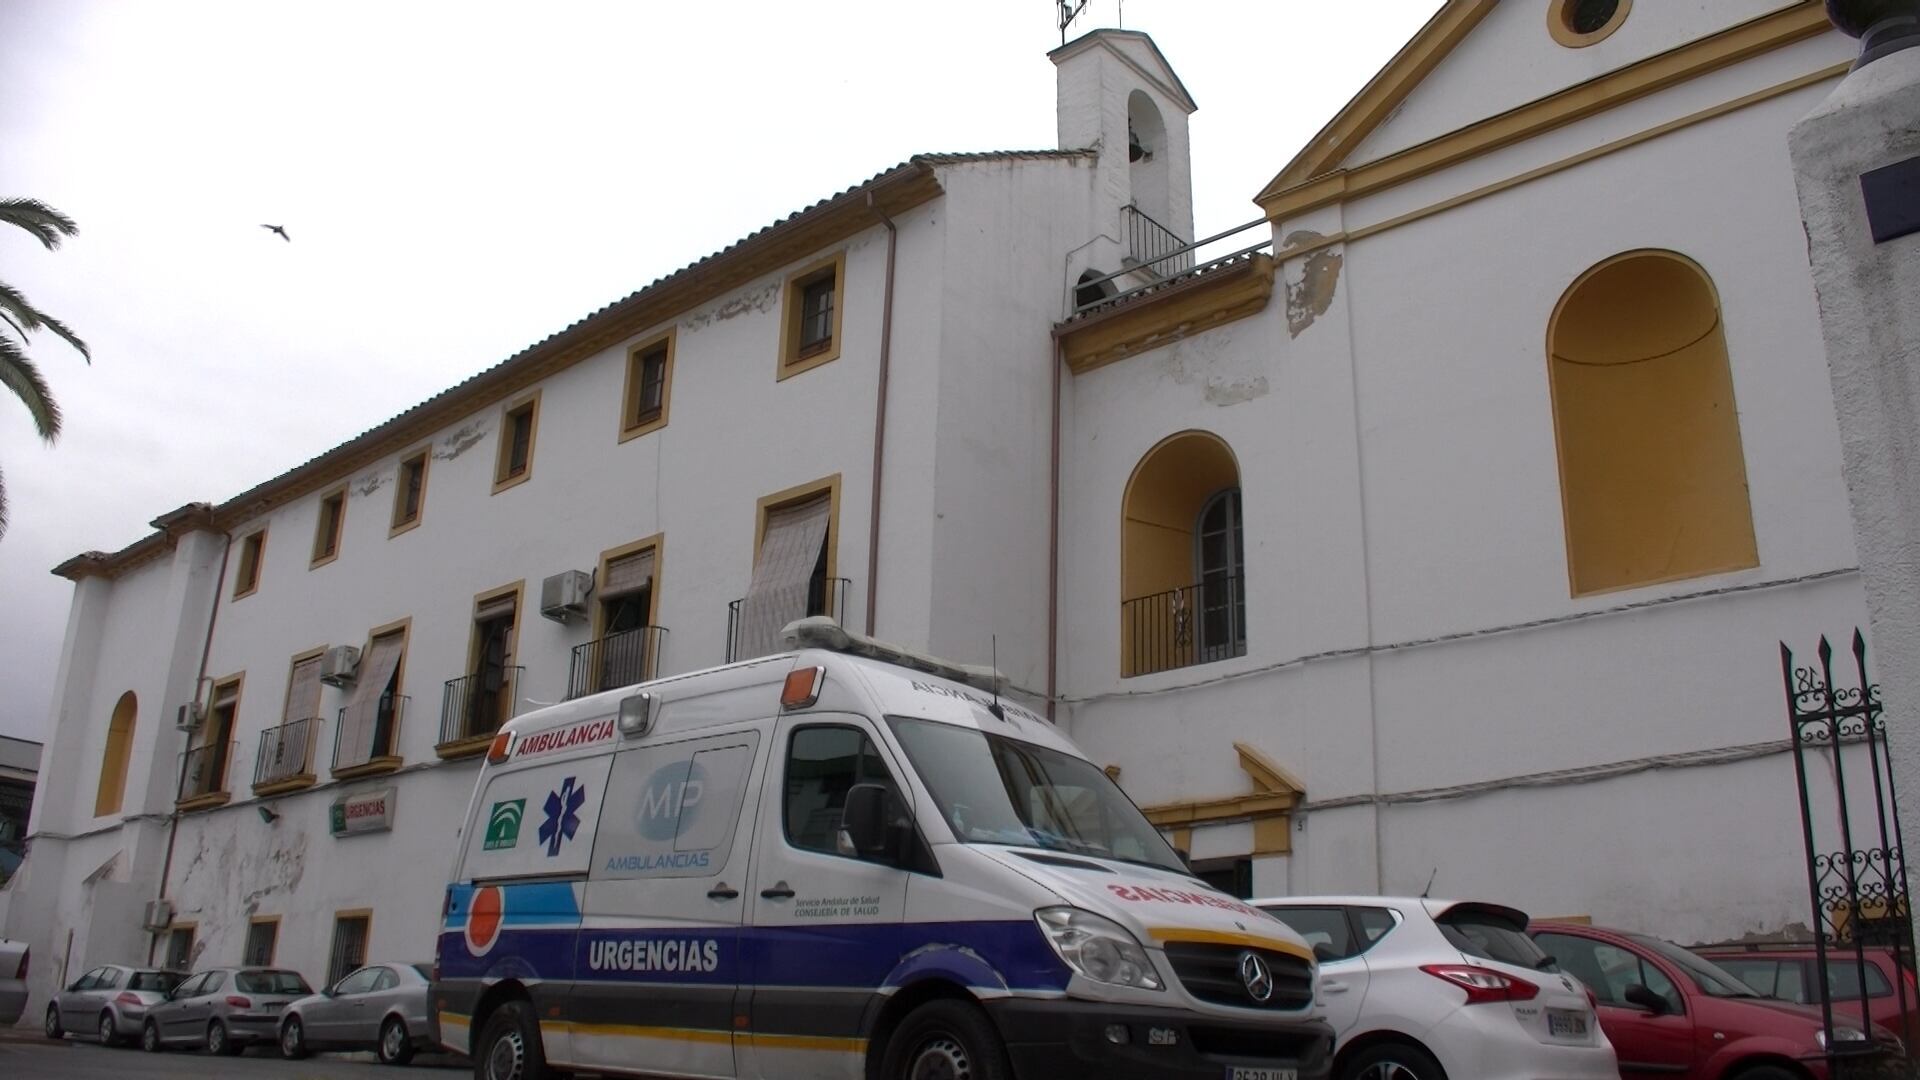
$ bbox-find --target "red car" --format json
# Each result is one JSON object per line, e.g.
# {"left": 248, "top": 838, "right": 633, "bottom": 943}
{"left": 1530, "top": 922, "right": 1896, "bottom": 1079}
{"left": 1698, "top": 944, "right": 1920, "bottom": 1047}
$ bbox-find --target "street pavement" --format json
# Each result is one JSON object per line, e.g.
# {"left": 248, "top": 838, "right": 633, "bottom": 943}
{"left": 0, "top": 1035, "right": 467, "bottom": 1078}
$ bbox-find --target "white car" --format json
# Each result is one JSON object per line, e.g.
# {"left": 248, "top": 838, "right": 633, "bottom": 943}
{"left": 1255, "top": 896, "right": 1618, "bottom": 1080}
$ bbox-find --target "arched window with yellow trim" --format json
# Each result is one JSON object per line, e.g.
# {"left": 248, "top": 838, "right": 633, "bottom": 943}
{"left": 94, "top": 691, "right": 137, "bottom": 817}
{"left": 1548, "top": 251, "right": 1758, "bottom": 596}
{"left": 1121, "top": 431, "right": 1246, "bottom": 676}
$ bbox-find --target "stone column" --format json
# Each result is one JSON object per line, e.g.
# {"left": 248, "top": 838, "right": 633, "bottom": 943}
{"left": 1790, "top": 2, "right": 1920, "bottom": 895}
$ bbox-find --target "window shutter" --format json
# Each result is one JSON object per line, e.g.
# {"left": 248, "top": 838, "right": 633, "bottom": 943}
{"left": 475, "top": 593, "right": 517, "bottom": 624}
{"left": 601, "top": 549, "right": 655, "bottom": 600}
{"left": 737, "top": 495, "right": 830, "bottom": 659}
{"left": 286, "top": 656, "right": 324, "bottom": 723}
{"left": 339, "top": 634, "right": 405, "bottom": 765}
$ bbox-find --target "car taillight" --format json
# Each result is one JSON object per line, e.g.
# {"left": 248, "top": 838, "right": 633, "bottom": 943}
{"left": 225, "top": 996, "right": 252, "bottom": 1009}
{"left": 115, "top": 993, "right": 142, "bottom": 1008}
{"left": 1421, "top": 964, "right": 1540, "bottom": 1004}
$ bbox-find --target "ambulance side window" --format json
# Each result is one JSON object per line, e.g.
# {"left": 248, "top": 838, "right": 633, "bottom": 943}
{"left": 783, "top": 725, "right": 898, "bottom": 857}
{"left": 590, "top": 734, "right": 758, "bottom": 880}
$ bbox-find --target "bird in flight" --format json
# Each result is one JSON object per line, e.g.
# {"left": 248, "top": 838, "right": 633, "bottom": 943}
{"left": 260, "top": 224, "right": 290, "bottom": 242}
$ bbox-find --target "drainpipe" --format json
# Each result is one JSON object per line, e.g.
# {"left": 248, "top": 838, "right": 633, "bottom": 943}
{"left": 147, "top": 529, "right": 232, "bottom": 965}
{"left": 864, "top": 192, "right": 898, "bottom": 638}
{"left": 1047, "top": 339, "right": 1063, "bottom": 724}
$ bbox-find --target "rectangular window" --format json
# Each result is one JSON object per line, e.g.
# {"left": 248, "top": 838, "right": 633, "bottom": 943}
{"left": 327, "top": 911, "right": 371, "bottom": 987}
{"left": 779, "top": 252, "right": 845, "bottom": 378}
{"left": 456, "top": 588, "right": 519, "bottom": 742}
{"left": 621, "top": 334, "right": 674, "bottom": 441}
{"left": 782, "top": 725, "right": 898, "bottom": 857}
{"left": 493, "top": 393, "right": 541, "bottom": 492}
{"left": 184, "top": 676, "right": 241, "bottom": 801}
{"left": 243, "top": 918, "right": 278, "bottom": 966}
{"left": 589, "top": 732, "right": 758, "bottom": 880}
{"left": 391, "top": 450, "right": 428, "bottom": 534}
{"left": 311, "top": 488, "right": 345, "bottom": 567}
{"left": 234, "top": 530, "right": 266, "bottom": 599}
{"left": 165, "top": 925, "right": 195, "bottom": 971}
{"left": 735, "top": 479, "right": 837, "bottom": 660}
{"left": 335, "top": 625, "right": 407, "bottom": 774}
{"left": 580, "top": 538, "right": 660, "bottom": 697}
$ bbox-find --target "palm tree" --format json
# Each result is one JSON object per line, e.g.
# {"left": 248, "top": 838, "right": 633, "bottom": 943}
{"left": 0, "top": 197, "right": 89, "bottom": 540}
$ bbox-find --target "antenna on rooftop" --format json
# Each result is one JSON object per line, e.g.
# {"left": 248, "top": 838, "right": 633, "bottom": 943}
{"left": 988, "top": 636, "right": 1006, "bottom": 721}
{"left": 1058, "top": 0, "right": 1089, "bottom": 44}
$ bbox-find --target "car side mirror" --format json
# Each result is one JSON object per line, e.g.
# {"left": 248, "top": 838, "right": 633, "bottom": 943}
{"left": 1624, "top": 983, "right": 1669, "bottom": 1015}
{"left": 841, "top": 783, "right": 911, "bottom": 864}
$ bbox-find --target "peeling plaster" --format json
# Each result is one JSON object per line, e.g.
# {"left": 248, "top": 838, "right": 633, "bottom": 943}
{"left": 1281, "top": 230, "right": 1344, "bottom": 339}
{"left": 683, "top": 283, "right": 779, "bottom": 332}
{"left": 437, "top": 422, "right": 488, "bottom": 461}
{"left": 354, "top": 472, "right": 388, "bottom": 498}
{"left": 1165, "top": 327, "right": 1270, "bottom": 407}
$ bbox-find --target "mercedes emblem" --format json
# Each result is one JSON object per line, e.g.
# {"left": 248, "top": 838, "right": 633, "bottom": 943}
{"left": 1238, "top": 950, "right": 1275, "bottom": 1003}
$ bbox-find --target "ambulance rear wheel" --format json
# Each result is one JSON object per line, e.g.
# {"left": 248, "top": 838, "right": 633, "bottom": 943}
{"left": 881, "top": 999, "right": 1011, "bottom": 1080}
{"left": 475, "top": 1000, "right": 563, "bottom": 1080}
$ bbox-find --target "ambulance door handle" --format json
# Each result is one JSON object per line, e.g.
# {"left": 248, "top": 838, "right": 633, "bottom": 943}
{"left": 707, "top": 884, "right": 739, "bottom": 901}
{"left": 760, "top": 882, "right": 795, "bottom": 900}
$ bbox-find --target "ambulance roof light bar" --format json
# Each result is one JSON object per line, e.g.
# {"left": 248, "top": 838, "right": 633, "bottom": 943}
{"left": 780, "top": 617, "right": 1008, "bottom": 696}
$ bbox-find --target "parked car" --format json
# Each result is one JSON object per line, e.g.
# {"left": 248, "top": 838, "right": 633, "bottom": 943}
{"left": 1699, "top": 943, "right": 1920, "bottom": 1045}
{"left": 140, "top": 966, "right": 313, "bottom": 1055}
{"left": 1255, "top": 896, "right": 1617, "bottom": 1080}
{"left": 1530, "top": 922, "right": 1899, "bottom": 1079}
{"left": 278, "top": 962, "right": 435, "bottom": 1064}
{"left": 0, "top": 937, "right": 26, "bottom": 1026}
{"left": 44, "top": 963, "right": 184, "bottom": 1045}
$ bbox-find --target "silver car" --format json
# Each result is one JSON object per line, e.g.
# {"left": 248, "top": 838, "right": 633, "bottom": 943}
{"left": 0, "top": 938, "right": 26, "bottom": 1026}
{"left": 279, "top": 962, "right": 434, "bottom": 1065}
{"left": 44, "top": 963, "right": 184, "bottom": 1045}
{"left": 140, "top": 966, "right": 312, "bottom": 1055}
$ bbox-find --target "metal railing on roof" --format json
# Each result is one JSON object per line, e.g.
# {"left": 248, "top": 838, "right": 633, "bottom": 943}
{"left": 1071, "top": 216, "right": 1271, "bottom": 319}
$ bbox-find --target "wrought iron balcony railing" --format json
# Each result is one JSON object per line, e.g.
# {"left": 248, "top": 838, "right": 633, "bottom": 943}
{"left": 440, "top": 667, "right": 524, "bottom": 745}
{"left": 179, "top": 741, "right": 235, "bottom": 801}
{"left": 1123, "top": 205, "right": 1194, "bottom": 279}
{"left": 727, "top": 578, "right": 851, "bottom": 663}
{"left": 254, "top": 717, "right": 318, "bottom": 787}
{"left": 568, "top": 627, "right": 668, "bottom": 700}
{"left": 334, "top": 693, "right": 407, "bottom": 772}
{"left": 1121, "top": 575, "right": 1247, "bottom": 678}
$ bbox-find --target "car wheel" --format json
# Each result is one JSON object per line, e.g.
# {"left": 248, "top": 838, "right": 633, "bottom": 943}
{"left": 475, "top": 1000, "right": 551, "bottom": 1080}
{"left": 142, "top": 1020, "right": 164, "bottom": 1053}
{"left": 879, "top": 999, "right": 1012, "bottom": 1080}
{"left": 99, "top": 1011, "right": 120, "bottom": 1047}
{"left": 206, "top": 1019, "right": 242, "bottom": 1056}
{"left": 379, "top": 1017, "right": 416, "bottom": 1066}
{"left": 280, "top": 1016, "right": 308, "bottom": 1059}
{"left": 43, "top": 1003, "right": 63, "bottom": 1040}
{"left": 1343, "top": 1042, "right": 1446, "bottom": 1080}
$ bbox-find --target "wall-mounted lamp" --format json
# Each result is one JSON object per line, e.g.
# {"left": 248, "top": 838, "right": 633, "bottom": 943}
{"left": 257, "top": 805, "right": 279, "bottom": 825}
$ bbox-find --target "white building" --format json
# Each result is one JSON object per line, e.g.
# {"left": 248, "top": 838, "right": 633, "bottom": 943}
{"left": 4, "top": 0, "right": 1876, "bottom": 1012}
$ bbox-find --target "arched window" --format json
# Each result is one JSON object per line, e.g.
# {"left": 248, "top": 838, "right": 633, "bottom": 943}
{"left": 1074, "top": 269, "right": 1116, "bottom": 312}
{"left": 1548, "top": 251, "right": 1758, "bottom": 595}
{"left": 1121, "top": 431, "right": 1246, "bottom": 676}
{"left": 1126, "top": 90, "right": 1171, "bottom": 226}
{"left": 94, "top": 691, "right": 137, "bottom": 817}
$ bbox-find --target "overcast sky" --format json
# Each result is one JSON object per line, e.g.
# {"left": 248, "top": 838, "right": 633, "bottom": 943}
{"left": 0, "top": 0, "right": 1441, "bottom": 743}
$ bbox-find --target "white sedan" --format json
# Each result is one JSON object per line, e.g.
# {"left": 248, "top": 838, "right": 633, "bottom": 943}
{"left": 1255, "top": 896, "right": 1619, "bottom": 1080}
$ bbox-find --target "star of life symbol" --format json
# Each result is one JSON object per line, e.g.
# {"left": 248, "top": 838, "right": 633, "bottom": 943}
{"left": 540, "top": 776, "right": 586, "bottom": 857}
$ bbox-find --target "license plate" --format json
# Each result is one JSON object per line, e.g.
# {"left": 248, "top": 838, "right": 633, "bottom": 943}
{"left": 1227, "top": 1070, "right": 1297, "bottom": 1080}
{"left": 1547, "top": 1008, "right": 1589, "bottom": 1038}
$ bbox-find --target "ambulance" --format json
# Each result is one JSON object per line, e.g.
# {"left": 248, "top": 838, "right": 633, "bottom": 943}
{"left": 434, "top": 618, "right": 1333, "bottom": 1080}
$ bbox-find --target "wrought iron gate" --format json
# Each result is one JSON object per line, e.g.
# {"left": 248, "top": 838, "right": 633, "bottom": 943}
{"left": 1784, "top": 631, "right": 1914, "bottom": 1064}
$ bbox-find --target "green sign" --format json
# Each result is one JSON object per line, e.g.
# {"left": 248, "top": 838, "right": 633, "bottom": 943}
{"left": 485, "top": 799, "right": 525, "bottom": 850}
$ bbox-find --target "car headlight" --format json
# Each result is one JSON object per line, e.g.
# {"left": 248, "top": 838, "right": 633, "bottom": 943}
{"left": 1034, "top": 907, "right": 1163, "bottom": 990}
{"left": 1816, "top": 1026, "right": 1868, "bottom": 1049}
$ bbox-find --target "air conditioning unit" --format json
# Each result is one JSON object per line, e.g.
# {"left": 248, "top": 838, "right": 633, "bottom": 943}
{"left": 174, "top": 702, "right": 203, "bottom": 732}
{"left": 319, "top": 645, "right": 361, "bottom": 687}
{"left": 541, "top": 569, "right": 593, "bottom": 623}
{"left": 141, "top": 899, "right": 173, "bottom": 931}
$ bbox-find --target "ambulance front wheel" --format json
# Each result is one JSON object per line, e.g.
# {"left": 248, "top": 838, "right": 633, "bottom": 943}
{"left": 881, "top": 999, "right": 1012, "bottom": 1080}
{"left": 474, "top": 1000, "right": 570, "bottom": 1080}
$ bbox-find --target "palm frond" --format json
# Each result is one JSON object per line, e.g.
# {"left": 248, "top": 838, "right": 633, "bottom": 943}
{"left": 0, "top": 336, "right": 62, "bottom": 441}
{"left": 0, "top": 310, "right": 23, "bottom": 340}
{"left": 0, "top": 198, "right": 79, "bottom": 250}
{"left": 0, "top": 280, "right": 88, "bottom": 361}
{"left": 0, "top": 459, "right": 9, "bottom": 541}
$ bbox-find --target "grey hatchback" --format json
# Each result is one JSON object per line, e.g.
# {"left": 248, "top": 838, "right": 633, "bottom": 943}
{"left": 141, "top": 966, "right": 313, "bottom": 1055}
{"left": 279, "top": 962, "right": 435, "bottom": 1065}
{"left": 45, "top": 964, "right": 184, "bottom": 1045}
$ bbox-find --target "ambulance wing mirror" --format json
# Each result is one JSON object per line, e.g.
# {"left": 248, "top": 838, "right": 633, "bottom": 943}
{"left": 840, "top": 783, "right": 905, "bottom": 864}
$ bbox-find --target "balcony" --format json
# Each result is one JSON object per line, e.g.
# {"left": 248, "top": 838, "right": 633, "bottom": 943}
{"left": 568, "top": 627, "right": 668, "bottom": 700}
{"left": 1121, "top": 576, "right": 1247, "bottom": 678}
{"left": 1060, "top": 217, "right": 1275, "bottom": 375}
{"left": 332, "top": 693, "right": 407, "bottom": 780}
{"left": 1123, "top": 205, "right": 1195, "bottom": 279}
{"left": 177, "top": 742, "right": 234, "bottom": 812}
{"left": 253, "top": 717, "right": 319, "bottom": 796}
{"left": 437, "top": 668, "right": 525, "bottom": 759}
{"left": 727, "top": 578, "right": 851, "bottom": 663}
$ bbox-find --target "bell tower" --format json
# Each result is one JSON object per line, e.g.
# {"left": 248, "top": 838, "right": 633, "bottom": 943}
{"left": 1051, "top": 29, "right": 1198, "bottom": 244}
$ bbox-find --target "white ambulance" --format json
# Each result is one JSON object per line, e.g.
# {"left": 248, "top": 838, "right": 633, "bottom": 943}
{"left": 434, "top": 618, "right": 1332, "bottom": 1080}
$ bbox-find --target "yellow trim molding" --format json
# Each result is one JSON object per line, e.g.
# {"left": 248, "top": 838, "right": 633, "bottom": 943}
{"left": 755, "top": 474, "right": 842, "bottom": 586}
{"left": 1549, "top": 0, "right": 1632, "bottom": 49}
{"left": 1256, "top": 3, "right": 1832, "bottom": 221}
{"left": 1140, "top": 742, "right": 1303, "bottom": 856}
{"left": 492, "top": 390, "right": 543, "bottom": 495}
{"left": 310, "top": 486, "right": 346, "bottom": 569}
{"left": 1055, "top": 253, "right": 1275, "bottom": 375}
{"left": 175, "top": 791, "right": 232, "bottom": 813}
{"left": 777, "top": 250, "right": 847, "bottom": 381}
{"left": 389, "top": 447, "right": 430, "bottom": 538}
{"left": 619, "top": 329, "right": 677, "bottom": 443}
{"left": 232, "top": 528, "right": 267, "bottom": 600}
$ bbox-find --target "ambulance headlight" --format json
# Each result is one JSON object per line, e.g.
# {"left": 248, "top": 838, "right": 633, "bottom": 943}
{"left": 1035, "top": 907, "right": 1163, "bottom": 991}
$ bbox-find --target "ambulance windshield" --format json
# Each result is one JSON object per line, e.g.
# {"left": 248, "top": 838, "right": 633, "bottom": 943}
{"left": 888, "top": 716, "right": 1186, "bottom": 873}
